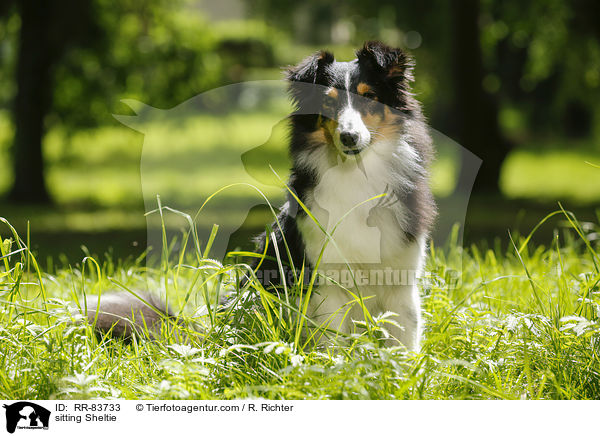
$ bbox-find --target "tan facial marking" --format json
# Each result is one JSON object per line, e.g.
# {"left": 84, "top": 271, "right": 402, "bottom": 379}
{"left": 312, "top": 116, "right": 337, "bottom": 147}
{"left": 322, "top": 117, "right": 337, "bottom": 139}
{"left": 307, "top": 129, "right": 326, "bottom": 146}
{"left": 377, "top": 108, "right": 402, "bottom": 140}
{"left": 357, "top": 82, "right": 378, "bottom": 101}
{"left": 357, "top": 83, "right": 371, "bottom": 95}
{"left": 326, "top": 88, "right": 338, "bottom": 98}
{"left": 362, "top": 111, "right": 383, "bottom": 131}
{"left": 360, "top": 105, "right": 402, "bottom": 142}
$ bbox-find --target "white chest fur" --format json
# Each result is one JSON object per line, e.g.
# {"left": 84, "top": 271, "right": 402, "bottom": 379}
{"left": 294, "top": 142, "right": 427, "bottom": 349}
{"left": 297, "top": 147, "right": 416, "bottom": 268}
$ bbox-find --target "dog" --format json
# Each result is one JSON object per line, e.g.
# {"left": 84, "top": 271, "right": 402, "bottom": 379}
{"left": 86, "top": 41, "right": 435, "bottom": 351}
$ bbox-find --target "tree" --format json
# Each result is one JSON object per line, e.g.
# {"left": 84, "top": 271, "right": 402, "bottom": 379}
{"left": 451, "top": 0, "right": 511, "bottom": 194}
{"left": 3, "top": 0, "right": 221, "bottom": 204}
{"left": 7, "top": 0, "right": 97, "bottom": 203}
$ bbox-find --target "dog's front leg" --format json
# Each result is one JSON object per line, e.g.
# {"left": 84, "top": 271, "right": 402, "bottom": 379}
{"left": 380, "top": 285, "right": 422, "bottom": 351}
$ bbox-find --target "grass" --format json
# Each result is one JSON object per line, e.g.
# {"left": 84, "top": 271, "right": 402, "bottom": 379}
{"left": 2, "top": 107, "right": 600, "bottom": 264}
{"left": 1, "top": 103, "right": 600, "bottom": 399}
{"left": 1, "top": 108, "right": 600, "bottom": 234}
{"left": 501, "top": 149, "right": 600, "bottom": 203}
{"left": 1, "top": 201, "right": 599, "bottom": 400}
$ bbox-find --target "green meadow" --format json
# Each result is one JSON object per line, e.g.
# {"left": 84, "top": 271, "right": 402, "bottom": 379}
{"left": 1, "top": 110, "right": 599, "bottom": 239}
{"left": 1, "top": 106, "right": 600, "bottom": 400}
{"left": 1, "top": 203, "right": 599, "bottom": 399}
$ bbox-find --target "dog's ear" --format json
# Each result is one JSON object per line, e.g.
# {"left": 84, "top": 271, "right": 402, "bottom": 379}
{"left": 286, "top": 50, "right": 334, "bottom": 85}
{"left": 286, "top": 51, "right": 334, "bottom": 109}
{"left": 357, "top": 41, "right": 414, "bottom": 85}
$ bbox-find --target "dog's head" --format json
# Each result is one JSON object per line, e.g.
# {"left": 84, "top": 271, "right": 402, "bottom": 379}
{"left": 286, "top": 41, "right": 418, "bottom": 157}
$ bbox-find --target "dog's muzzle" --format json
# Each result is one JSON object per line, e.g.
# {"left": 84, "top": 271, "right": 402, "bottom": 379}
{"left": 340, "top": 132, "right": 364, "bottom": 155}
{"left": 336, "top": 107, "right": 370, "bottom": 155}
{"left": 340, "top": 132, "right": 359, "bottom": 148}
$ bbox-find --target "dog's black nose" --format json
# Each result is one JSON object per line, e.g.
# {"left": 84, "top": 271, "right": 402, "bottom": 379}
{"left": 340, "top": 132, "right": 359, "bottom": 148}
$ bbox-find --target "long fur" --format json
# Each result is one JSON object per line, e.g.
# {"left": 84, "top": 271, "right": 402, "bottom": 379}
{"left": 86, "top": 41, "right": 436, "bottom": 350}
{"left": 252, "top": 41, "right": 435, "bottom": 349}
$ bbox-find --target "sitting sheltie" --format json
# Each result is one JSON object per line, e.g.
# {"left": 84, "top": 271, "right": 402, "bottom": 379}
{"left": 86, "top": 41, "right": 435, "bottom": 350}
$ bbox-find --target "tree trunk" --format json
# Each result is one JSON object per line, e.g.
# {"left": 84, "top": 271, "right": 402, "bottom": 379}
{"left": 451, "top": 0, "right": 510, "bottom": 194}
{"left": 8, "top": 0, "right": 52, "bottom": 203}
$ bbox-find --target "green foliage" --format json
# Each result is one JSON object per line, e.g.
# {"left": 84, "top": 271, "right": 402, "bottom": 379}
{"left": 50, "top": 0, "right": 222, "bottom": 127}
{"left": 501, "top": 149, "right": 600, "bottom": 203}
{"left": 1, "top": 206, "right": 599, "bottom": 400}
{"left": 480, "top": 0, "right": 600, "bottom": 138}
{"left": 247, "top": 0, "right": 600, "bottom": 139}
{"left": 2, "top": 105, "right": 599, "bottom": 216}
{"left": 0, "top": 0, "right": 289, "bottom": 130}
{"left": 0, "top": 13, "right": 19, "bottom": 110}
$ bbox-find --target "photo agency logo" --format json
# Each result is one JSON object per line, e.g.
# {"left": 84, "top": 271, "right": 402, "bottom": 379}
{"left": 114, "top": 79, "right": 480, "bottom": 291}
{"left": 2, "top": 402, "right": 50, "bottom": 433}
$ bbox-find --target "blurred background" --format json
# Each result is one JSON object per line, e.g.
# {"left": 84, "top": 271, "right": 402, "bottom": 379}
{"left": 0, "top": 0, "right": 599, "bottom": 264}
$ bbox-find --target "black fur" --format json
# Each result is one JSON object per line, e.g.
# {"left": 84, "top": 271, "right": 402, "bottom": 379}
{"left": 251, "top": 41, "right": 435, "bottom": 289}
{"left": 85, "top": 41, "right": 436, "bottom": 338}
{"left": 356, "top": 41, "right": 417, "bottom": 112}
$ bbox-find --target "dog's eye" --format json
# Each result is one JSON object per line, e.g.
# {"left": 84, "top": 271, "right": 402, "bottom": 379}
{"left": 362, "top": 91, "right": 377, "bottom": 100}
{"left": 323, "top": 96, "right": 336, "bottom": 107}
